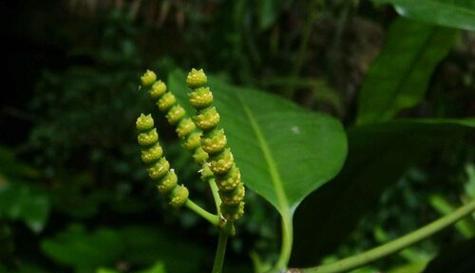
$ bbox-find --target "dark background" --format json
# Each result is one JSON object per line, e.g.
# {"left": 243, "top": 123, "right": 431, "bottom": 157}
{"left": 1, "top": 1, "right": 475, "bottom": 273}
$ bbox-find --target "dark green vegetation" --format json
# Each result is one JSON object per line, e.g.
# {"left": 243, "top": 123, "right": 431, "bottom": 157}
{"left": 1, "top": 0, "right": 475, "bottom": 273}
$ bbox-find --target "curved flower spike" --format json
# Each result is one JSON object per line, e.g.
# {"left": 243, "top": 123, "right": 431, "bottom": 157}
{"left": 136, "top": 113, "right": 189, "bottom": 208}
{"left": 139, "top": 70, "right": 208, "bottom": 165}
{"left": 186, "top": 68, "right": 246, "bottom": 222}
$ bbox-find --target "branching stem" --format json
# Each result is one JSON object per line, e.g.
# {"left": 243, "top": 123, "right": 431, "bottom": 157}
{"left": 186, "top": 199, "right": 219, "bottom": 226}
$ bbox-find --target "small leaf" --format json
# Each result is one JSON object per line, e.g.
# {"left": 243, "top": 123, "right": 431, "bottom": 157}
{"left": 169, "top": 70, "right": 348, "bottom": 218}
{"left": 356, "top": 18, "right": 457, "bottom": 125}
{"left": 374, "top": 0, "right": 475, "bottom": 31}
{"left": 0, "top": 183, "right": 50, "bottom": 233}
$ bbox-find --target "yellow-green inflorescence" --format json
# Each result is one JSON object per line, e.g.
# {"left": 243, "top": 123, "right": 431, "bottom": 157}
{"left": 140, "top": 70, "right": 208, "bottom": 165}
{"left": 136, "top": 113, "right": 189, "bottom": 208}
{"left": 186, "top": 68, "right": 245, "bottom": 221}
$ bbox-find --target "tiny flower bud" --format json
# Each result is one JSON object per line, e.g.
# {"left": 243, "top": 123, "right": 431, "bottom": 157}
{"left": 194, "top": 107, "right": 220, "bottom": 130}
{"left": 141, "top": 70, "right": 157, "bottom": 87}
{"left": 176, "top": 118, "right": 196, "bottom": 138}
{"left": 157, "top": 93, "right": 177, "bottom": 112}
{"left": 169, "top": 185, "right": 189, "bottom": 208}
{"left": 149, "top": 81, "right": 167, "bottom": 99}
{"left": 166, "top": 105, "right": 186, "bottom": 125}
{"left": 202, "top": 129, "right": 227, "bottom": 154}
{"left": 193, "top": 147, "right": 209, "bottom": 164}
{"left": 216, "top": 167, "right": 241, "bottom": 191}
{"left": 209, "top": 148, "right": 234, "bottom": 174}
{"left": 147, "top": 157, "right": 170, "bottom": 179}
{"left": 188, "top": 87, "right": 213, "bottom": 109}
{"left": 137, "top": 129, "right": 159, "bottom": 146}
{"left": 184, "top": 132, "right": 202, "bottom": 151}
{"left": 136, "top": 114, "right": 154, "bottom": 131}
{"left": 221, "top": 202, "right": 245, "bottom": 221}
{"left": 186, "top": 68, "right": 207, "bottom": 88}
{"left": 158, "top": 170, "right": 178, "bottom": 194}
{"left": 221, "top": 184, "right": 245, "bottom": 205}
{"left": 141, "top": 143, "right": 163, "bottom": 164}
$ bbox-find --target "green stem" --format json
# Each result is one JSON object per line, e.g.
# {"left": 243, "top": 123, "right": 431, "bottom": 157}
{"left": 274, "top": 210, "right": 294, "bottom": 272}
{"left": 209, "top": 178, "right": 222, "bottom": 215}
{"left": 211, "top": 226, "right": 230, "bottom": 273}
{"left": 186, "top": 199, "right": 219, "bottom": 226}
{"left": 302, "top": 199, "right": 475, "bottom": 273}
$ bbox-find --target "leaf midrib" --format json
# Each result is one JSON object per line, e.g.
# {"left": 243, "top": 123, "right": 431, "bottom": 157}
{"left": 237, "top": 96, "right": 290, "bottom": 214}
{"left": 238, "top": 96, "right": 294, "bottom": 268}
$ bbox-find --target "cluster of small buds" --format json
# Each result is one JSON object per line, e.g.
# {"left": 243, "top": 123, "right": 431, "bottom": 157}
{"left": 136, "top": 113, "right": 189, "bottom": 208}
{"left": 186, "top": 68, "right": 245, "bottom": 221}
{"left": 140, "top": 70, "right": 208, "bottom": 164}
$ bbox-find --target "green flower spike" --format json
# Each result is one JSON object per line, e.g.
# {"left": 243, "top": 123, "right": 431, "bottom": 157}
{"left": 186, "top": 68, "right": 245, "bottom": 222}
{"left": 139, "top": 70, "right": 208, "bottom": 165}
{"left": 136, "top": 113, "right": 188, "bottom": 208}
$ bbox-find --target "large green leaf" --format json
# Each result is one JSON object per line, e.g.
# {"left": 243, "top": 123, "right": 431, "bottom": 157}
{"left": 356, "top": 18, "right": 456, "bottom": 125}
{"left": 168, "top": 70, "right": 347, "bottom": 217}
{"left": 374, "top": 0, "right": 475, "bottom": 31}
{"left": 292, "top": 119, "right": 475, "bottom": 266}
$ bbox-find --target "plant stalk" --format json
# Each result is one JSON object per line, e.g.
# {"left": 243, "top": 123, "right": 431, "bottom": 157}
{"left": 186, "top": 199, "right": 219, "bottom": 226}
{"left": 301, "top": 199, "right": 475, "bottom": 273}
{"left": 209, "top": 178, "right": 222, "bottom": 215}
{"left": 211, "top": 225, "right": 230, "bottom": 273}
{"left": 274, "top": 210, "right": 294, "bottom": 272}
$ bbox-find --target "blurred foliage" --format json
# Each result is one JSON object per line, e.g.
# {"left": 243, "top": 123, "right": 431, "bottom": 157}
{"left": 1, "top": 0, "right": 475, "bottom": 272}
{"left": 356, "top": 19, "right": 457, "bottom": 124}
